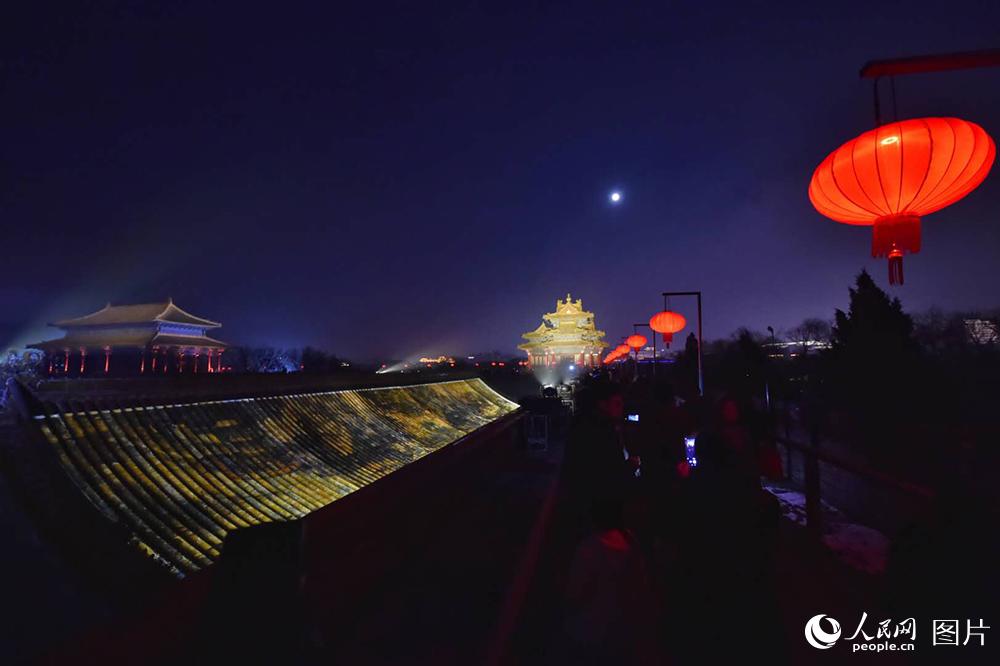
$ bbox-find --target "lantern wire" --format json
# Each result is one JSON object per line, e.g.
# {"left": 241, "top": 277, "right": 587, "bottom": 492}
{"left": 872, "top": 76, "right": 899, "bottom": 127}
{"left": 890, "top": 76, "right": 898, "bottom": 122}
{"left": 873, "top": 77, "right": 882, "bottom": 127}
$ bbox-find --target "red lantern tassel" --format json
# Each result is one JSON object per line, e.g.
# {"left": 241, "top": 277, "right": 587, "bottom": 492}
{"left": 888, "top": 249, "right": 904, "bottom": 285}
{"left": 663, "top": 332, "right": 673, "bottom": 348}
{"left": 872, "top": 214, "right": 920, "bottom": 286}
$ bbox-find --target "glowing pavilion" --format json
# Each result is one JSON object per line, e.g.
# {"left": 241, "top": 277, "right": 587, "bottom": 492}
{"left": 30, "top": 299, "right": 227, "bottom": 377}
{"left": 519, "top": 294, "right": 608, "bottom": 368}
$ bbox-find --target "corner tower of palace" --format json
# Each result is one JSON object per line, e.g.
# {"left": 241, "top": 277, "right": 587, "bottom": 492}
{"left": 518, "top": 294, "right": 608, "bottom": 368}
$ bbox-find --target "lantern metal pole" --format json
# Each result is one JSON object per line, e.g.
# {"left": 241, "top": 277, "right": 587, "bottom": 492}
{"left": 662, "top": 291, "right": 704, "bottom": 397}
{"left": 696, "top": 292, "right": 703, "bottom": 397}
{"left": 872, "top": 76, "right": 882, "bottom": 126}
{"left": 631, "top": 326, "right": 639, "bottom": 370}
{"left": 633, "top": 322, "right": 655, "bottom": 376}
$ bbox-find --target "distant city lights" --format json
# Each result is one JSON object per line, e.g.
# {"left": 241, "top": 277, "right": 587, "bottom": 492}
{"left": 419, "top": 355, "right": 455, "bottom": 364}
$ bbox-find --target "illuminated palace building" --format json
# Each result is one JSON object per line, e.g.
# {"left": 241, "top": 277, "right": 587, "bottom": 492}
{"left": 519, "top": 294, "right": 608, "bottom": 368}
{"left": 31, "top": 300, "right": 227, "bottom": 377}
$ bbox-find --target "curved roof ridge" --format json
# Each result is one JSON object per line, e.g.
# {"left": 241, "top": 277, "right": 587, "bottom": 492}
{"left": 51, "top": 301, "right": 221, "bottom": 329}
{"left": 155, "top": 302, "right": 221, "bottom": 329}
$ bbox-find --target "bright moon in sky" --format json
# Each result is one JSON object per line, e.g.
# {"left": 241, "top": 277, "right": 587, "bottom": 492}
{"left": 610, "top": 191, "right": 622, "bottom": 203}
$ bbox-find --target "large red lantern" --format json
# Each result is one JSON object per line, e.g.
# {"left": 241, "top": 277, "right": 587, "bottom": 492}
{"left": 649, "top": 311, "right": 686, "bottom": 347}
{"left": 809, "top": 117, "right": 995, "bottom": 284}
{"left": 626, "top": 334, "right": 647, "bottom": 350}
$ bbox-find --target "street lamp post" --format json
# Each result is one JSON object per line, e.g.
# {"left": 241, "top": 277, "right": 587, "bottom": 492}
{"left": 662, "top": 291, "right": 703, "bottom": 396}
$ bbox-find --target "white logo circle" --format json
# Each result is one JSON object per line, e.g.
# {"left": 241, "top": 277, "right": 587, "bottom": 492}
{"left": 805, "top": 614, "right": 842, "bottom": 650}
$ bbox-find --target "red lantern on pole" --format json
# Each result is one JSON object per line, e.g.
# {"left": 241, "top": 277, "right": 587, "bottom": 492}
{"left": 809, "top": 117, "right": 995, "bottom": 284}
{"left": 626, "top": 334, "right": 647, "bottom": 350}
{"left": 649, "top": 311, "right": 686, "bottom": 347}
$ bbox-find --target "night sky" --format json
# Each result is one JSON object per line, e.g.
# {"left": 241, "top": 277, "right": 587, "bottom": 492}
{"left": 4, "top": 2, "right": 1000, "bottom": 360}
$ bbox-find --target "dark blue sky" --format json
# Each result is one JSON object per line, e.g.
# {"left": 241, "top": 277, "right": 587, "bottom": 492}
{"left": 4, "top": 1, "right": 1000, "bottom": 360}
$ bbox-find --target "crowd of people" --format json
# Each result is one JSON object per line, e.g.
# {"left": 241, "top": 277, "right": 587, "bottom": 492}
{"left": 555, "top": 372, "right": 785, "bottom": 664}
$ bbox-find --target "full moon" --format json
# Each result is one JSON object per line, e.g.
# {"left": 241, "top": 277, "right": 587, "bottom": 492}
{"left": 610, "top": 191, "right": 622, "bottom": 203}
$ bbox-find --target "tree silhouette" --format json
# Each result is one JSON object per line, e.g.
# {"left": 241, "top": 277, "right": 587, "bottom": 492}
{"left": 832, "top": 270, "right": 916, "bottom": 364}
{"left": 670, "top": 331, "right": 701, "bottom": 398}
{"left": 828, "top": 270, "right": 920, "bottom": 451}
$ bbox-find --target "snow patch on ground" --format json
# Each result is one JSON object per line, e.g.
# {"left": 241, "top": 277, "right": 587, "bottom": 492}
{"left": 821, "top": 523, "right": 889, "bottom": 575}
{"left": 764, "top": 483, "right": 889, "bottom": 575}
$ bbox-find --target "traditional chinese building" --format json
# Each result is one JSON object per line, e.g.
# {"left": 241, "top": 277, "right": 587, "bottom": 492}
{"left": 519, "top": 294, "right": 608, "bottom": 368}
{"left": 30, "top": 299, "right": 227, "bottom": 377}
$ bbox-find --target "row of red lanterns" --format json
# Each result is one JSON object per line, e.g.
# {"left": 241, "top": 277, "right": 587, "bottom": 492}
{"left": 603, "top": 308, "right": 689, "bottom": 364}
{"left": 604, "top": 118, "right": 995, "bottom": 367}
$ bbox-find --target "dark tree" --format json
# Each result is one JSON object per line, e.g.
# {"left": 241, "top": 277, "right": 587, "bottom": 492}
{"left": 683, "top": 331, "right": 699, "bottom": 360}
{"left": 669, "top": 331, "right": 701, "bottom": 398}
{"left": 699, "top": 328, "right": 770, "bottom": 405}
{"left": 244, "top": 347, "right": 299, "bottom": 373}
{"left": 300, "top": 347, "right": 342, "bottom": 373}
{"left": 1, "top": 350, "right": 43, "bottom": 411}
{"left": 730, "top": 328, "right": 770, "bottom": 401}
{"left": 831, "top": 270, "right": 916, "bottom": 362}
{"left": 828, "top": 270, "right": 921, "bottom": 454}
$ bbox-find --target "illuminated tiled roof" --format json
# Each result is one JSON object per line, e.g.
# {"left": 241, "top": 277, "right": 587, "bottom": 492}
{"left": 33, "top": 378, "right": 518, "bottom": 576}
{"left": 53, "top": 299, "right": 221, "bottom": 329}
{"left": 519, "top": 293, "right": 608, "bottom": 353}
{"left": 31, "top": 299, "right": 226, "bottom": 352}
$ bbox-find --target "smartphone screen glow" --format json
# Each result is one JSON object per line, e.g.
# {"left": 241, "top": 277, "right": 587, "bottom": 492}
{"left": 684, "top": 436, "right": 697, "bottom": 467}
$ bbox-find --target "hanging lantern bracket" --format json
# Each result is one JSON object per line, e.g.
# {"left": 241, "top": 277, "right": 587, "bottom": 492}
{"left": 862, "top": 49, "right": 1000, "bottom": 126}
{"left": 860, "top": 49, "right": 1000, "bottom": 79}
